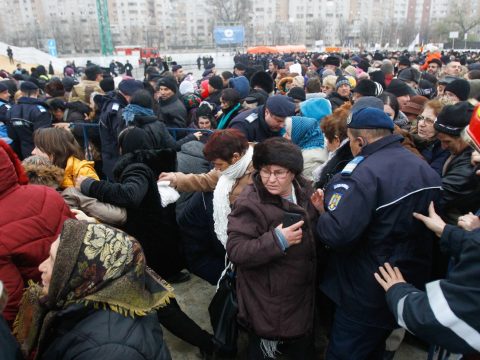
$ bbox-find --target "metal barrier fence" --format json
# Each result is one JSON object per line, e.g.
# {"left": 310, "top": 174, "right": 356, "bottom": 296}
{"left": 69, "top": 122, "right": 213, "bottom": 160}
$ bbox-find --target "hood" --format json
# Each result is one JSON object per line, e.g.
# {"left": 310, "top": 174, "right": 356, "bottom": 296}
{"left": 0, "top": 140, "right": 29, "bottom": 195}
{"left": 180, "top": 140, "right": 205, "bottom": 158}
{"left": 22, "top": 161, "right": 64, "bottom": 189}
{"left": 113, "top": 149, "right": 177, "bottom": 180}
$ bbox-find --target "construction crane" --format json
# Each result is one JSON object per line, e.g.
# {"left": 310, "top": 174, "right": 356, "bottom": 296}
{"left": 96, "top": 0, "right": 114, "bottom": 55}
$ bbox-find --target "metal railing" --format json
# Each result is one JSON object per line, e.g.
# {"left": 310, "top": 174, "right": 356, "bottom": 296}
{"left": 69, "top": 122, "right": 213, "bottom": 160}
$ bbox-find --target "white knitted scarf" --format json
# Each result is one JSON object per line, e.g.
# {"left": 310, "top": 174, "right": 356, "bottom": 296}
{"left": 213, "top": 145, "right": 254, "bottom": 248}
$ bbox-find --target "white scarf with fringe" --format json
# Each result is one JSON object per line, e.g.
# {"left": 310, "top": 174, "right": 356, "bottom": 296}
{"left": 213, "top": 146, "right": 254, "bottom": 248}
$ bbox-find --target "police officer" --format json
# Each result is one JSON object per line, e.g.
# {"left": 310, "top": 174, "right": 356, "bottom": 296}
{"left": 6, "top": 81, "right": 51, "bottom": 160}
{"left": 229, "top": 94, "right": 296, "bottom": 142}
{"left": 97, "top": 79, "right": 144, "bottom": 180}
{"left": 311, "top": 107, "right": 442, "bottom": 359}
{"left": 0, "top": 83, "right": 12, "bottom": 144}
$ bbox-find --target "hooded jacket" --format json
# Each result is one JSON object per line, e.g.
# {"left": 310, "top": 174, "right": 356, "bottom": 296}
{"left": 0, "top": 140, "right": 73, "bottom": 324}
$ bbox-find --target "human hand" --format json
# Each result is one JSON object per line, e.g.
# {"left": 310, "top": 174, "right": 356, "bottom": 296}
{"left": 53, "top": 122, "right": 71, "bottom": 129}
{"left": 374, "top": 263, "right": 406, "bottom": 292}
{"left": 158, "top": 172, "right": 177, "bottom": 187}
{"left": 458, "top": 212, "right": 480, "bottom": 231}
{"left": 75, "top": 175, "right": 88, "bottom": 191}
{"left": 311, "top": 189, "right": 325, "bottom": 214}
{"left": 277, "top": 220, "right": 304, "bottom": 247}
{"left": 71, "top": 208, "right": 96, "bottom": 223}
{"left": 413, "top": 202, "right": 445, "bottom": 237}
{"left": 193, "top": 131, "right": 203, "bottom": 141}
{"left": 471, "top": 151, "right": 480, "bottom": 175}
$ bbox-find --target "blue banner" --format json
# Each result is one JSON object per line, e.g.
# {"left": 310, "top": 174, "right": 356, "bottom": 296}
{"left": 213, "top": 26, "right": 244, "bottom": 45}
{"left": 47, "top": 39, "right": 57, "bottom": 57}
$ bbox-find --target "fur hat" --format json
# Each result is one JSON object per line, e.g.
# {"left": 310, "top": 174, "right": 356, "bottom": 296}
{"left": 324, "top": 56, "right": 341, "bottom": 67}
{"left": 398, "top": 68, "right": 421, "bottom": 84}
{"left": 250, "top": 71, "right": 274, "bottom": 94}
{"left": 22, "top": 155, "right": 64, "bottom": 188}
{"left": 398, "top": 55, "right": 411, "bottom": 67}
{"left": 444, "top": 79, "right": 471, "bottom": 101}
{"left": 253, "top": 137, "right": 303, "bottom": 175}
{"left": 435, "top": 101, "right": 473, "bottom": 136}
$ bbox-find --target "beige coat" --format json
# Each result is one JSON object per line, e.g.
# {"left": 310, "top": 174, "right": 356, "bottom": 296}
{"left": 175, "top": 162, "right": 255, "bottom": 204}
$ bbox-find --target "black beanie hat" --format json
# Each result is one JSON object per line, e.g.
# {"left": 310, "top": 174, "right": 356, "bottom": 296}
{"left": 250, "top": 71, "right": 274, "bottom": 94}
{"left": 444, "top": 79, "right": 471, "bottom": 101}
{"left": 398, "top": 55, "right": 411, "bottom": 67}
{"left": 434, "top": 101, "right": 473, "bottom": 136}
{"left": 386, "top": 79, "right": 415, "bottom": 97}
{"left": 208, "top": 75, "right": 224, "bottom": 90}
{"left": 352, "top": 79, "right": 377, "bottom": 96}
{"left": 253, "top": 137, "right": 303, "bottom": 175}
{"left": 157, "top": 76, "right": 178, "bottom": 93}
{"left": 118, "top": 126, "right": 153, "bottom": 154}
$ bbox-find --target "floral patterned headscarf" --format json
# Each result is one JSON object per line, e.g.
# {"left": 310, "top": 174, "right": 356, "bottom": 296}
{"left": 14, "top": 220, "right": 174, "bottom": 359}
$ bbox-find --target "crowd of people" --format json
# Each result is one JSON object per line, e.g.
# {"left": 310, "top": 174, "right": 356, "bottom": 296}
{"left": 1, "top": 47, "right": 480, "bottom": 360}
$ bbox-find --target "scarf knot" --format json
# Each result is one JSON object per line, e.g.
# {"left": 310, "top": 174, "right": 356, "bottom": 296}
{"left": 122, "top": 104, "right": 155, "bottom": 125}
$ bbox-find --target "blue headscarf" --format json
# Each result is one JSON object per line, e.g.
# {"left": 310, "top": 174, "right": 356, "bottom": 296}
{"left": 290, "top": 116, "right": 324, "bottom": 150}
{"left": 122, "top": 104, "right": 155, "bottom": 125}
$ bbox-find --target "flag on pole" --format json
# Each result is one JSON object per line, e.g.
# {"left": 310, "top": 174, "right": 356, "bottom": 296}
{"left": 407, "top": 33, "right": 420, "bottom": 52}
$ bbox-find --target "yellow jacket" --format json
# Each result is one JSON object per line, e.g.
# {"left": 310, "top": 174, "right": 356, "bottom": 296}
{"left": 61, "top": 156, "right": 99, "bottom": 189}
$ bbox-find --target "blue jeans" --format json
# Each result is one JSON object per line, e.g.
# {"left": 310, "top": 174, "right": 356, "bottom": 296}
{"left": 326, "top": 308, "right": 391, "bottom": 360}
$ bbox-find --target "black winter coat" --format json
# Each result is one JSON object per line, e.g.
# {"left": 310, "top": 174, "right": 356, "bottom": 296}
{"left": 327, "top": 92, "right": 351, "bottom": 111}
{"left": 440, "top": 147, "right": 480, "bottom": 224}
{"left": 40, "top": 304, "right": 171, "bottom": 360}
{"left": 131, "top": 114, "right": 196, "bottom": 151}
{"left": 81, "top": 149, "right": 185, "bottom": 278}
{"left": 6, "top": 97, "right": 52, "bottom": 159}
{"left": 158, "top": 95, "right": 188, "bottom": 128}
{"left": 316, "top": 141, "right": 353, "bottom": 189}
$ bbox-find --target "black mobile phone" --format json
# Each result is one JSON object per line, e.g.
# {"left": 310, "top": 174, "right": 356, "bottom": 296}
{"left": 282, "top": 212, "right": 303, "bottom": 227}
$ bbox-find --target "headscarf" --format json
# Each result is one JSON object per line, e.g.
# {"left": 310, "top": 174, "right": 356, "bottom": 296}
{"left": 289, "top": 116, "right": 325, "bottom": 150}
{"left": 121, "top": 104, "right": 155, "bottom": 125}
{"left": 14, "top": 220, "right": 174, "bottom": 359}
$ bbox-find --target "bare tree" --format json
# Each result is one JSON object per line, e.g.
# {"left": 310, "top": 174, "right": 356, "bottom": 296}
{"left": 308, "top": 18, "right": 326, "bottom": 42}
{"left": 358, "top": 21, "right": 371, "bottom": 47}
{"left": 284, "top": 21, "right": 303, "bottom": 44}
{"left": 337, "top": 18, "right": 350, "bottom": 46}
{"left": 70, "top": 19, "right": 87, "bottom": 54}
{"left": 398, "top": 23, "right": 418, "bottom": 47}
{"left": 206, "top": 0, "right": 252, "bottom": 24}
{"left": 445, "top": 0, "right": 480, "bottom": 39}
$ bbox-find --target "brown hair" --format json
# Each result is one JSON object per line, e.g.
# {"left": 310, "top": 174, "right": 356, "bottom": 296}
{"left": 423, "top": 99, "right": 445, "bottom": 117}
{"left": 33, "top": 128, "right": 84, "bottom": 168}
{"left": 321, "top": 102, "right": 351, "bottom": 143}
{"left": 203, "top": 129, "right": 248, "bottom": 162}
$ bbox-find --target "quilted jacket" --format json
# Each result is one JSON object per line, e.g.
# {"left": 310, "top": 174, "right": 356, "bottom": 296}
{"left": 0, "top": 140, "right": 73, "bottom": 325}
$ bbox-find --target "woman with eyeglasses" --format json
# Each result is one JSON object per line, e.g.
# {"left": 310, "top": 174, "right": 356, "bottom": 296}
{"left": 227, "top": 137, "right": 318, "bottom": 360}
{"left": 412, "top": 99, "right": 451, "bottom": 175}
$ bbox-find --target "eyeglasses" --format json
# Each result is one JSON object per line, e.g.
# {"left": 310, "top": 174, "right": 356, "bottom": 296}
{"left": 259, "top": 168, "right": 290, "bottom": 180}
{"left": 417, "top": 115, "right": 436, "bottom": 125}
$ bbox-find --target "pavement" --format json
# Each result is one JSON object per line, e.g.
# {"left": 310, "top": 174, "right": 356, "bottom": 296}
{"left": 163, "top": 274, "right": 428, "bottom": 359}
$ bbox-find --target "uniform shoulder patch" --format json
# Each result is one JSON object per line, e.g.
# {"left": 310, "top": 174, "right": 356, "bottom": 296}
{"left": 245, "top": 113, "right": 258, "bottom": 123}
{"left": 341, "top": 156, "right": 365, "bottom": 176}
{"left": 327, "top": 192, "right": 343, "bottom": 211}
{"left": 36, "top": 105, "right": 46, "bottom": 112}
{"left": 112, "top": 103, "right": 120, "bottom": 111}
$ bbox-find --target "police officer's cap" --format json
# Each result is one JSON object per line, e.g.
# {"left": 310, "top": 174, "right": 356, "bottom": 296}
{"left": 265, "top": 95, "right": 296, "bottom": 118}
{"left": 0, "top": 82, "right": 8, "bottom": 93}
{"left": 20, "top": 81, "right": 39, "bottom": 92}
{"left": 347, "top": 107, "right": 394, "bottom": 131}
